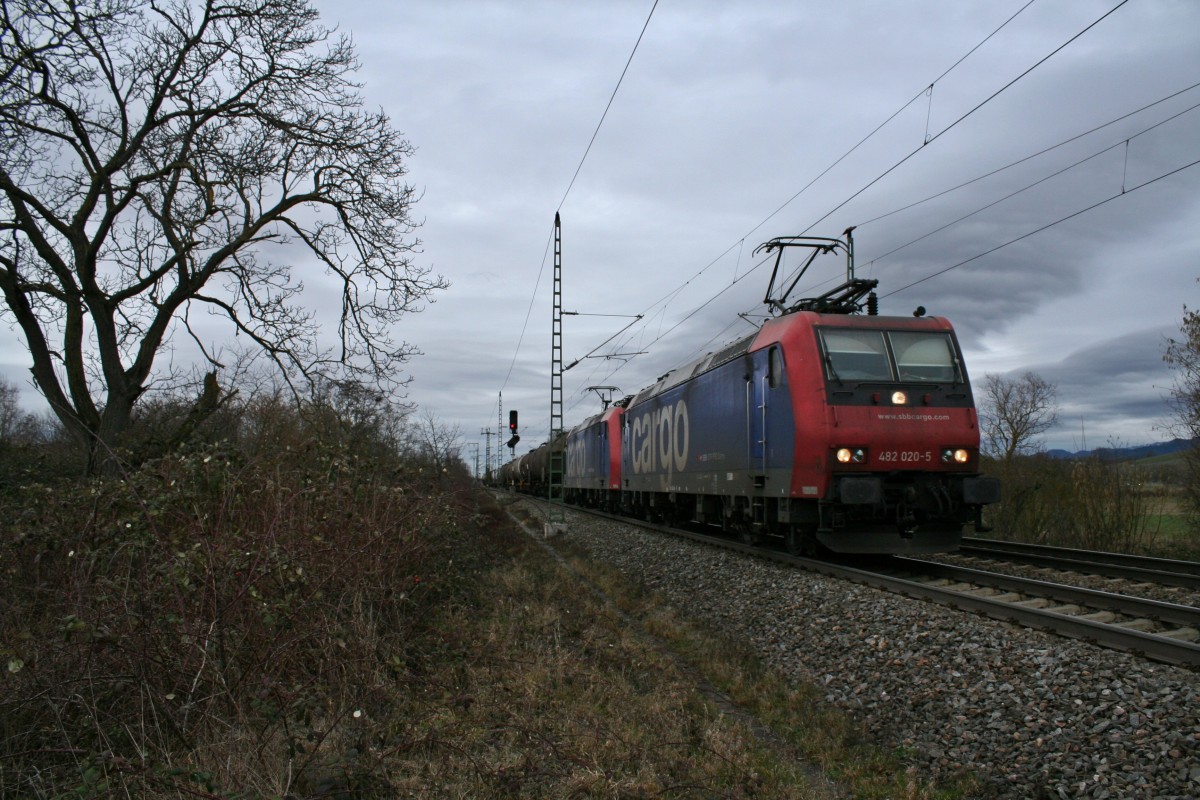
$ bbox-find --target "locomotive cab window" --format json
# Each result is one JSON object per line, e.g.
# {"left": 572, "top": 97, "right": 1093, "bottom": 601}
{"left": 768, "top": 347, "right": 786, "bottom": 388}
{"left": 819, "top": 328, "right": 964, "bottom": 384}
{"left": 891, "top": 332, "right": 961, "bottom": 383}
{"left": 819, "top": 330, "right": 892, "bottom": 381}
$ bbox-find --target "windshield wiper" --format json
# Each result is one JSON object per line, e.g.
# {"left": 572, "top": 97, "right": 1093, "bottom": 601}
{"left": 824, "top": 354, "right": 843, "bottom": 386}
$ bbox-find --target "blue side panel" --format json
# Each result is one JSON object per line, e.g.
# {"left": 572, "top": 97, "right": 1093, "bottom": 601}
{"left": 622, "top": 349, "right": 796, "bottom": 497}
{"left": 586, "top": 419, "right": 608, "bottom": 486}
{"left": 565, "top": 417, "right": 607, "bottom": 490}
{"left": 620, "top": 357, "right": 749, "bottom": 492}
{"left": 761, "top": 349, "right": 797, "bottom": 480}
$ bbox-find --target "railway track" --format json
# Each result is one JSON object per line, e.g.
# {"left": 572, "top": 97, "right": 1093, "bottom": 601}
{"left": 874, "top": 556, "right": 1200, "bottom": 667}
{"left": 796, "top": 552, "right": 1200, "bottom": 669}
{"left": 511, "top": 496, "right": 1200, "bottom": 668}
{"left": 959, "top": 536, "right": 1200, "bottom": 590}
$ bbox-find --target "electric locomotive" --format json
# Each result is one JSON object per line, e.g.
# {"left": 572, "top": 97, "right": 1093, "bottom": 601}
{"left": 617, "top": 232, "right": 998, "bottom": 554}
{"left": 563, "top": 402, "right": 625, "bottom": 511}
{"left": 502, "top": 231, "right": 1000, "bottom": 555}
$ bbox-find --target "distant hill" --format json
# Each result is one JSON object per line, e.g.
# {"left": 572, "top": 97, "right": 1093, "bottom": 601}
{"left": 1045, "top": 438, "right": 1197, "bottom": 461}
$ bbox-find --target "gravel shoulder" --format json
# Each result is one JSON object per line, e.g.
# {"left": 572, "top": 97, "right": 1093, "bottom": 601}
{"left": 546, "top": 506, "right": 1200, "bottom": 800}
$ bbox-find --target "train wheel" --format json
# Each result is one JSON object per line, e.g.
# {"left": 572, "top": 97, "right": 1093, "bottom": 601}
{"left": 785, "top": 526, "right": 820, "bottom": 557}
{"left": 785, "top": 528, "right": 802, "bottom": 555}
{"left": 736, "top": 522, "right": 762, "bottom": 546}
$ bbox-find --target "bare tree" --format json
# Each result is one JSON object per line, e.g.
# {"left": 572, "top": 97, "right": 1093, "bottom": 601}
{"left": 1164, "top": 301, "right": 1200, "bottom": 513}
{"left": 408, "top": 409, "right": 462, "bottom": 475}
{"left": 980, "top": 371, "right": 1059, "bottom": 461}
{"left": 0, "top": 0, "right": 446, "bottom": 471}
{"left": 0, "top": 379, "right": 40, "bottom": 444}
{"left": 1165, "top": 304, "right": 1200, "bottom": 438}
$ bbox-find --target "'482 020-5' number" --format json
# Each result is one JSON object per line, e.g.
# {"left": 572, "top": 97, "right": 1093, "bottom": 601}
{"left": 878, "top": 450, "right": 932, "bottom": 463}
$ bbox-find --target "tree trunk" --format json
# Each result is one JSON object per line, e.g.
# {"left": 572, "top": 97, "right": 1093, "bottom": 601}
{"left": 87, "top": 390, "right": 137, "bottom": 476}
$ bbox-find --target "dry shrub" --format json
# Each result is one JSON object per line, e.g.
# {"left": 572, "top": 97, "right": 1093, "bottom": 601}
{"left": 0, "top": 399, "right": 472, "bottom": 798}
{"left": 983, "top": 455, "right": 1165, "bottom": 552}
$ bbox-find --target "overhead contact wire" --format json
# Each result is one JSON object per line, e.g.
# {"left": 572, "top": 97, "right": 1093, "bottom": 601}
{"left": 864, "top": 97, "right": 1200, "bottom": 266}
{"left": 556, "top": 0, "right": 660, "bottom": 212}
{"left": 595, "top": 0, "right": 1042, "bottom": 381}
{"left": 747, "top": 0, "right": 1039, "bottom": 244}
{"left": 881, "top": 157, "right": 1200, "bottom": 298}
{"left": 803, "top": 0, "right": 1132, "bottom": 236}
{"left": 499, "top": 0, "right": 660, "bottom": 397}
{"left": 857, "top": 80, "right": 1200, "bottom": 231}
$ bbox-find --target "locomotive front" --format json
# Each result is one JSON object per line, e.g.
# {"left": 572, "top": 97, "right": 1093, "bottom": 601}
{"left": 792, "top": 312, "right": 1001, "bottom": 553}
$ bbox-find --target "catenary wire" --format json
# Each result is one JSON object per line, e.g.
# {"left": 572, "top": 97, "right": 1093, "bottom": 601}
{"left": 588, "top": 0, "right": 1135, "bottom": 392}
{"left": 745, "top": 0, "right": 1040, "bottom": 245}
{"left": 858, "top": 80, "right": 1200, "bottom": 232}
{"left": 880, "top": 157, "right": 1200, "bottom": 299}
{"left": 497, "top": 0, "right": 660, "bottom": 398}
{"left": 573, "top": 0, "right": 1045, "bottom": 376}
{"left": 713, "top": 91, "right": 1200, "bottom": 380}
{"left": 864, "top": 97, "right": 1200, "bottom": 266}
{"left": 511, "top": 0, "right": 1146, "bottom": 443}
{"left": 802, "top": 0, "right": 1132, "bottom": 236}
{"left": 606, "top": 134, "right": 1200, "bottom": 411}
{"left": 556, "top": 0, "right": 660, "bottom": 212}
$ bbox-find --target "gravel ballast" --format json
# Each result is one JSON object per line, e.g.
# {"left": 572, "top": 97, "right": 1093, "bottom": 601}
{"left": 545, "top": 508, "right": 1200, "bottom": 799}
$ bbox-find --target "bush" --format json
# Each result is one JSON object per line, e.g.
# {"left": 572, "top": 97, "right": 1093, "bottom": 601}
{"left": 983, "top": 455, "right": 1165, "bottom": 553}
{"left": 0, "top": 399, "right": 475, "bottom": 798}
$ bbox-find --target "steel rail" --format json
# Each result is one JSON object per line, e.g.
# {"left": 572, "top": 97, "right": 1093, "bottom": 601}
{"left": 719, "top": 531, "right": 1200, "bottom": 669}
{"left": 890, "top": 557, "right": 1200, "bottom": 628}
{"left": 834, "top": 559, "right": 1200, "bottom": 669}
{"left": 959, "top": 536, "right": 1200, "bottom": 590}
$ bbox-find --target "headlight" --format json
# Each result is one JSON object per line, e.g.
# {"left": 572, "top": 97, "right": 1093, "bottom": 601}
{"left": 891, "top": 391, "right": 907, "bottom": 405}
{"left": 836, "top": 447, "right": 867, "bottom": 464}
{"left": 941, "top": 448, "right": 970, "bottom": 464}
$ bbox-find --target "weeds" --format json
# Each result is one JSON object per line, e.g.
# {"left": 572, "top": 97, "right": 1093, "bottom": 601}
{"left": 1, "top": 446, "right": 965, "bottom": 797}
{"left": 0, "top": 401, "right": 467, "bottom": 798}
{"left": 553, "top": 540, "right": 979, "bottom": 800}
{"left": 982, "top": 455, "right": 1176, "bottom": 554}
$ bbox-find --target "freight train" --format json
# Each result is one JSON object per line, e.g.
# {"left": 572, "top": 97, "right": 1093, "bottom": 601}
{"left": 495, "top": 233, "right": 1000, "bottom": 555}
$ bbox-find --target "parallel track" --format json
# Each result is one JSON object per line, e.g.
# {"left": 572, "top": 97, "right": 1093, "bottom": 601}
{"left": 881, "top": 556, "right": 1200, "bottom": 661}
{"left": 511, "top": 496, "right": 1200, "bottom": 668}
{"left": 959, "top": 536, "right": 1200, "bottom": 590}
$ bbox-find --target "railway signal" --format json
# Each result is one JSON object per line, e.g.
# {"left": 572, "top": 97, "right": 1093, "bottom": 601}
{"left": 506, "top": 410, "right": 520, "bottom": 449}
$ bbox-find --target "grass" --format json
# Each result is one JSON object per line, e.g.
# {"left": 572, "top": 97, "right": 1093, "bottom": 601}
{"left": 980, "top": 454, "right": 1200, "bottom": 558}
{"left": 480, "top": 498, "right": 981, "bottom": 799}
{"left": 1140, "top": 503, "right": 1199, "bottom": 559}
{"left": 386, "top": 500, "right": 839, "bottom": 798}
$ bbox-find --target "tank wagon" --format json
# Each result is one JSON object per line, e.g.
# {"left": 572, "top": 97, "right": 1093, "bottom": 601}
{"left": 497, "top": 431, "right": 560, "bottom": 494}
{"left": 497, "top": 232, "right": 999, "bottom": 555}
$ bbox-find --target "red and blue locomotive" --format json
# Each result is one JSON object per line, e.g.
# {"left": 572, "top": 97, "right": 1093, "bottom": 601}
{"left": 499, "top": 232, "right": 1000, "bottom": 555}
{"left": 563, "top": 402, "right": 624, "bottom": 511}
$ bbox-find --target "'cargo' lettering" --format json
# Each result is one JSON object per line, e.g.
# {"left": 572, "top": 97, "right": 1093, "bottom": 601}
{"left": 630, "top": 399, "right": 689, "bottom": 476}
{"left": 566, "top": 435, "right": 586, "bottom": 478}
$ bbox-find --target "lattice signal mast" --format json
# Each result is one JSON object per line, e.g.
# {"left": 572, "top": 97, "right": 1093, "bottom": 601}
{"left": 549, "top": 213, "right": 565, "bottom": 526}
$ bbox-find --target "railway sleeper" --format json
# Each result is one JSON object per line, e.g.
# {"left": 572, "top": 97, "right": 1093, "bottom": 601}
{"left": 1114, "top": 618, "right": 1157, "bottom": 632}
{"left": 1043, "top": 604, "right": 1083, "bottom": 615}
{"left": 1156, "top": 626, "right": 1199, "bottom": 641}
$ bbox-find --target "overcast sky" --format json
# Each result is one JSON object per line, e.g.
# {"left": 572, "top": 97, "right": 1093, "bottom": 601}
{"left": 3, "top": 0, "right": 1199, "bottom": 463}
